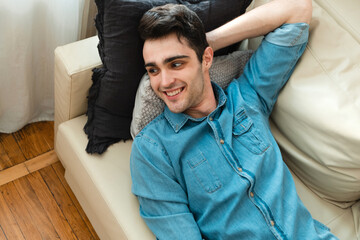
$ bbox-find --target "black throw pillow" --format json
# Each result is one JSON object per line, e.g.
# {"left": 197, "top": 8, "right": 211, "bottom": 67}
{"left": 84, "top": 0, "right": 253, "bottom": 154}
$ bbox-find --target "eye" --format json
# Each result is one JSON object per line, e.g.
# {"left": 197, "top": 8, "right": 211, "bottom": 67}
{"left": 147, "top": 67, "right": 159, "bottom": 75}
{"left": 171, "top": 62, "right": 183, "bottom": 68}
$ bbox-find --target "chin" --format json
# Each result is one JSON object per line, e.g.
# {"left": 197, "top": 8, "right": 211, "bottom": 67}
{"left": 163, "top": 98, "right": 187, "bottom": 114}
{"left": 168, "top": 107, "right": 184, "bottom": 114}
{"left": 167, "top": 103, "right": 187, "bottom": 114}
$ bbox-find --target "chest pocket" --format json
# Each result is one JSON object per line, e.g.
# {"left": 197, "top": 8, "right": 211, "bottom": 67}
{"left": 187, "top": 152, "right": 222, "bottom": 193}
{"left": 233, "top": 108, "right": 269, "bottom": 155}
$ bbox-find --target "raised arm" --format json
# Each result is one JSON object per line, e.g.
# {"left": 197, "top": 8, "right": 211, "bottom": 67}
{"left": 207, "top": 0, "right": 312, "bottom": 51}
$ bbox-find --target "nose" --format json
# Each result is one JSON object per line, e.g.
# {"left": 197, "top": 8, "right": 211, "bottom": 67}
{"left": 160, "top": 70, "right": 175, "bottom": 89}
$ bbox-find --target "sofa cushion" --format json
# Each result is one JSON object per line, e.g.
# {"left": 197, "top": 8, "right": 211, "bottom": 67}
{"left": 84, "top": 0, "right": 253, "bottom": 154}
{"left": 286, "top": 159, "right": 357, "bottom": 240}
{"left": 270, "top": 1, "right": 360, "bottom": 207}
{"left": 130, "top": 50, "right": 253, "bottom": 137}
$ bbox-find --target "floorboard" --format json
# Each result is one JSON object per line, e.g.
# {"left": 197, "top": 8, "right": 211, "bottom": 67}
{"left": 40, "top": 165, "right": 96, "bottom": 239}
{"left": 0, "top": 150, "right": 58, "bottom": 186}
{"left": 52, "top": 161, "right": 99, "bottom": 239}
{"left": 0, "top": 226, "right": 7, "bottom": 240}
{"left": 0, "top": 133, "right": 25, "bottom": 169}
{"left": 0, "top": 121, "right": 100, "bottom": 240}
{"left": 0, "top": 182, "right": 42, "bottom": 239}
{"left": 27, "top": 171, "right": 77, "bottom": 240}
{"left": 34, "top": 121, "right": 54, "bottom": 150}
{"left": 13, "top": 176, "right": 59, "bottom": 239}
{"left": 0, "top": 163, "right": 28, "bottom": 186}
{"left": 0, "top": 189, "right": 25, "bottom": 240}
{"left": 0, "top": 140, "right": 13, "bottom": 171}
{"left": 12, "top": 123, "right": 52, "bottom": 160}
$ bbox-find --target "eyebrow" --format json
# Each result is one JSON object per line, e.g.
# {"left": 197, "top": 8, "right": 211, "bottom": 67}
{"left": 144, "top": 55, "right": 190, "bottom": 68}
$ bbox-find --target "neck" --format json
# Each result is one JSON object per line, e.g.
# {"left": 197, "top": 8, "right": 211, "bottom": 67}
{"left": 185, "top": 80, "right": 217, "bottom": 119}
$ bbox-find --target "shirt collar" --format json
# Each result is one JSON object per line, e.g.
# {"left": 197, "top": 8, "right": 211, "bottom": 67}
{"left": 164, "top": 82, "right": 227, "bottom": 133}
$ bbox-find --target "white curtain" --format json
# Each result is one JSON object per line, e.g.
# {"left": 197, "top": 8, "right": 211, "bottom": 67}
{"left": 0, "top": 0, "right": 85, "bottom": 133}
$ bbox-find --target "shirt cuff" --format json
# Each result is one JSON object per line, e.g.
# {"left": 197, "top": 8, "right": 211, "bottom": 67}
{"left": 265, "top": 23, "right": 309, "bottom": 47}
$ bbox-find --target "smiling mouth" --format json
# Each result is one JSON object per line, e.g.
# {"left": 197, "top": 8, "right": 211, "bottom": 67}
{"left": 164, "top": 87, "right": 184, "bottom": 97}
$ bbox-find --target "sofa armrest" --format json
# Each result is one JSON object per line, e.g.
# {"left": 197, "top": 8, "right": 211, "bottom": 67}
{"left": 54, "top": 36, "right": 102, "bottom": 135}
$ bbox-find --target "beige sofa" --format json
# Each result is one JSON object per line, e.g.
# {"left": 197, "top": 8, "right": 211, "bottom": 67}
{"left": 54, "top": 0, "right": 360, "bottom": 239}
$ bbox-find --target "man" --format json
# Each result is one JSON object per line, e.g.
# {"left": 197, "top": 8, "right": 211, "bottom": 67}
{"left": 130, "top": 0, "right": 338, "bottom": 239}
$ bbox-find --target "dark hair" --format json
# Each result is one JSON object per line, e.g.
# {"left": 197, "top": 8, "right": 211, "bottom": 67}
{"left": 138, "top": 4, "right": 209, "bottom": 62}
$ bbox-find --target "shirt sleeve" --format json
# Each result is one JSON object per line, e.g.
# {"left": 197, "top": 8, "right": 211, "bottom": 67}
{"left": 237, "top": 23, "right": 309, "bottom": 116}
{"left": 130, "top": 135, "right": 203, "bottom": 240}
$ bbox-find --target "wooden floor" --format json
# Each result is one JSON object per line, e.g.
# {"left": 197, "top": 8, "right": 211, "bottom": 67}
{"left": 0, "top": 121, "right": 100, "bottom": 240}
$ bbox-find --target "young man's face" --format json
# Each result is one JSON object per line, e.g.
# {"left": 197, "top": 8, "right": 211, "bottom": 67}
{"left": 143, "top": 33, "right": 212, "bottom": 117}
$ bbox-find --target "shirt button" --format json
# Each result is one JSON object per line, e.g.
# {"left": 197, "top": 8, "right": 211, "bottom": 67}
{"left": 220, "top": 139, "right": 224, "bottom": 144}
{"left": 270, "top": 220, "right": 275, "bottom": 226}
{"left": 250, "top": 192, "right": 254, "bottom": 197}
{"left": 237, "top": 167, "right": 243, "bottom": 172}
{"left": 209, "top": 117, "right": 213, "bottom": 121}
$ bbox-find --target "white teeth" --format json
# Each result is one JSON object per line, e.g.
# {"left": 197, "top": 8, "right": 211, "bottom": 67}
{"left": 166, "top": 88, "right": 182, "bottom": 97}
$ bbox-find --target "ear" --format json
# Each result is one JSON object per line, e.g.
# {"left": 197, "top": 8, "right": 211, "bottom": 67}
{"left": 202, "top": 46, "right": 214, "bottom": 70}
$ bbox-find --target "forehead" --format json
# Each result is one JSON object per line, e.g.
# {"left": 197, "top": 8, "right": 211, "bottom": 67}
{"left": 143, "top": 33, "right": 196, "bottom": 64}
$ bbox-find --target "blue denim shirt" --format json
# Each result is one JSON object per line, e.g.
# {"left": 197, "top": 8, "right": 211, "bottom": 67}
{"left": 130, "top": 23, "right": 338, "bottom": 240}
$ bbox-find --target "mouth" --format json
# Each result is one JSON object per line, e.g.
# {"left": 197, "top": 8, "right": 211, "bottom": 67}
{"left": 164, "top": 87, "right": 184, "bottom": 98}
